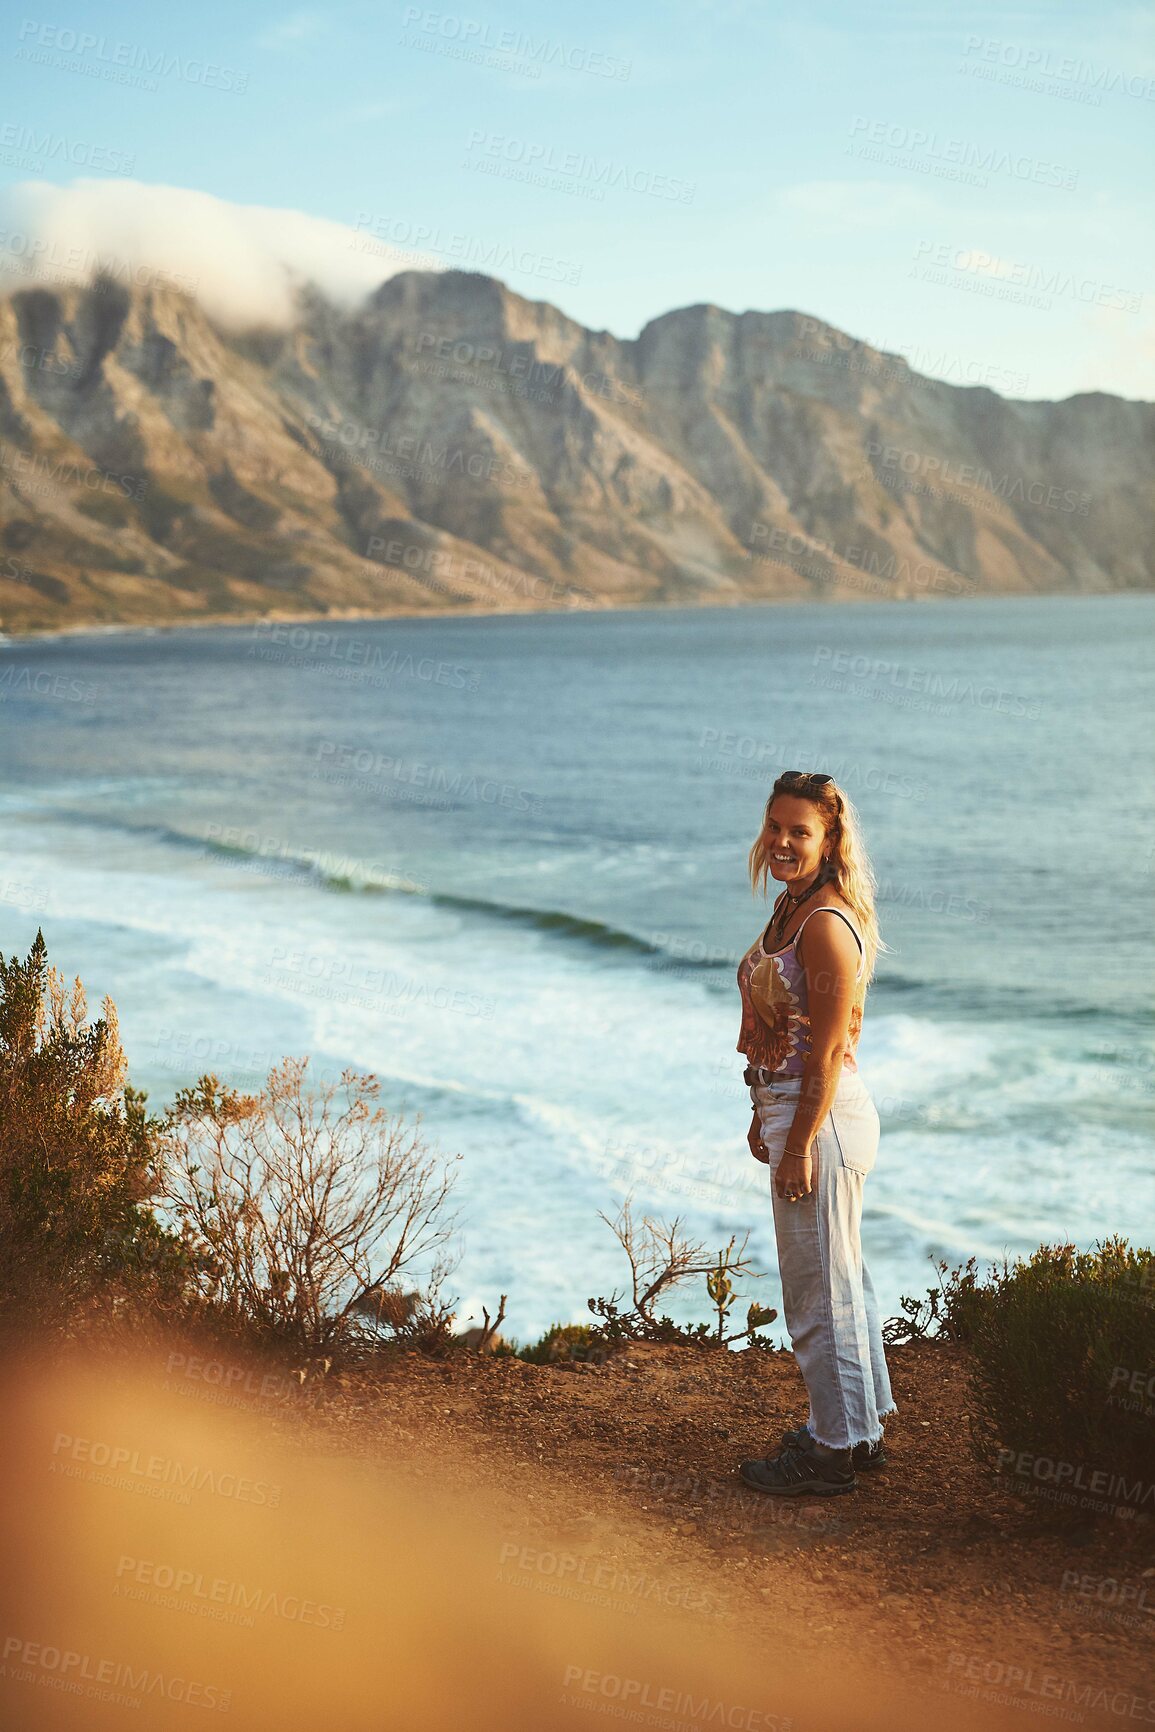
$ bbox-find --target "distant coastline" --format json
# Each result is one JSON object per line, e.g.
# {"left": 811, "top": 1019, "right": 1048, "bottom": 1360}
{"left": 4, "top": 273, "right": 1148, "bottom": 644}
{"left": 3, "top": 585, "right": 1135, "bottom": 646}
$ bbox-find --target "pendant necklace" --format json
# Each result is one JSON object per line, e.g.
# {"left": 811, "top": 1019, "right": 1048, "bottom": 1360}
{"left": 769, "top": 864, "right": 829, "bottom": 944}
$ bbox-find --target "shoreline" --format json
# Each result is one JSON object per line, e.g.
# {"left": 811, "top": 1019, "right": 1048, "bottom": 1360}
{"left": 2, "top": 585, "right": 1145, "bottom": 648}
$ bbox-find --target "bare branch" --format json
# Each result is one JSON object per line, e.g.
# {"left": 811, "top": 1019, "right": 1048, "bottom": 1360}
{"left": 474, "top": 1294, "right": 507, "bottom": 1353}
{"left": 159, "top": 1057, "right": 461, "bottom": 1356}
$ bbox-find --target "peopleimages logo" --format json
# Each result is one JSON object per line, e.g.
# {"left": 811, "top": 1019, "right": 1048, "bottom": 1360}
{"left": 14, "top": 19, "right": 249, "bottom": 91}
{"left": 796, "top": 317, "right": 1032, "bottom": 395}
{"left": 748, "top": 521, "right": 966, "bottom": 597}
{"left": 304, "top": 410, "right": 534, "bottom": 488}
{"left": 50, "top": 1431, "right": 282, "bottom": 1506}
{"left": 811, "top": 648, "right": 1043, "bottom": 719}
{"left": 695, "top": 727, "right": 929, "bottom": 800}
{"left": 498, "top": 1542, "right": 725, "bottom": 1616}
{"left": 2, "top": 1635, "right": 231, "bottom": 1712}
{"left": 364, "top": 535, "right": 586, "bottom": 609}
{"left": 997, "top": 1447, "right": 1155, "bottom": 1511}
{"left": 399, "top": 8, "right": 632, "bottom": 79}
{"left": 944, "top": 1651, "right": 1155, "bottom": 1722}
{"left": 846, "top": 115, "right": 1079, "bottom": 188}
{"left": 960, "top": 34, "right": 1155, "bottom": 102}
{"left": 0, "top": 664, "right": 100, "bottom": 706}
{"left": 0, "top": 121, "right": 134, "bottom": 172}
{"left": 115, "top": 1555, "right": 347, "bottom": 1629}
{"left": 0, "top": 442, "right": 148, "bottom": 500}
{"left": 560, "top": 1666, "right": 791, "bottom": 1729}
{"left": 0, "top": 336, "right": 84, "bottom": 378}
{"left": 1060, "top": 1570, "right": 1155, "bottom": 1619}
{"left": 863, "top": 439, "right": 1091, "bottom": 514}
{"left": 410, "top": 331, "right": 643, "bottom": 407}
{"left": 911, "top": 240, "right": 1143, "bottom": 315}
{"left": 349, "top": 214, "right": 583, "bottom": 287}
{"left": 463, "top": 130, "right": 696, "bottom": 202}
{"left": 875, "top": 879, "right": 991, "bottom": 923}
{"left": 247, "top": 621, "right": 479, "bottom": 690}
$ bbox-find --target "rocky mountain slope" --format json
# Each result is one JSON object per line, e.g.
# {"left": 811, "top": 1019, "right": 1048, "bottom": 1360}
{"left": 1, "top": 269, "right": 1151, "bottom": 633}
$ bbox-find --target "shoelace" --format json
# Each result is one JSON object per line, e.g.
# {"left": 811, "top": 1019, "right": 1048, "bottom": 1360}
{"left": 765, "top": 1442, "right": 824, "bottom": 1484}
{"left": 784, "top": 1441, "right": 855, "bottom": 1481}
{"left": 778, "top": 1444, "right": 811, "bottom": 1482}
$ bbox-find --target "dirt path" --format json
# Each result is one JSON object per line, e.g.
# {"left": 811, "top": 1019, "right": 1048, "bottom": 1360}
{"left": 298, "top": 1337, "right": 1154, "bottom": 1715}
{"left": 5, "top": 1337, "right": 1150, "bottom": 1731}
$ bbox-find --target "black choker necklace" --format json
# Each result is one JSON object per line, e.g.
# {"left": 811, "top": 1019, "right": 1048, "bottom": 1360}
{"left": 769, "top": 866, "right": 829, "bottom": 939}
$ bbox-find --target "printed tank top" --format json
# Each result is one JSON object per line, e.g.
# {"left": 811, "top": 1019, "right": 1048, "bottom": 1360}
{"left": 736, "top": 905, "right": 865, "bottom": 1076}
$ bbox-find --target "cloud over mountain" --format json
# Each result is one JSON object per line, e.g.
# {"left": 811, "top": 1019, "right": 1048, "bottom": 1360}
{"left": 0, "top": 178, "right": 425, "bottom": 329}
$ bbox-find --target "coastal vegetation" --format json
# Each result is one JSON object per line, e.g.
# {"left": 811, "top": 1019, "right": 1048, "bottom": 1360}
{"left": 2, "top": 929, "right": 1151, "bottom": 1516}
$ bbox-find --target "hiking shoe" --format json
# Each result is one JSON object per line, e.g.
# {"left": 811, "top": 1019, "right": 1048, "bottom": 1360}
{"left": 739, "top": 1440, "right": 856, "bottom": 1497}
{"left": 781, "top": 1423, "right": 887, "bottom": 1470}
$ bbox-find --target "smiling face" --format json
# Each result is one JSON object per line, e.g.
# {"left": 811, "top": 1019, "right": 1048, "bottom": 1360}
{"left": 761, "top": 794, "right": 830, "bottom": 887}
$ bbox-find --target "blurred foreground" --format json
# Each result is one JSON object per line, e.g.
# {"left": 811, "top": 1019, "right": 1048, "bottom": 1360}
{"left": 2, "top": 1337, "right": 1149, "bottom": 1732}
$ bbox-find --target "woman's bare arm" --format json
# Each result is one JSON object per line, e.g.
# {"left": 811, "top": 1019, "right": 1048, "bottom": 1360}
{"left": 773, "top": 913, "right": 860, "bottom": 1198}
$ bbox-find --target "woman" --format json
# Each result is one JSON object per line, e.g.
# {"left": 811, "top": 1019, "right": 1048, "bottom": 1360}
{"left": 734, "top": 770, "right": 894, "bottom": 1496}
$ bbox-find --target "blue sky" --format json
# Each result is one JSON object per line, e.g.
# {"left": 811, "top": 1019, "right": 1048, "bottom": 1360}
{"left": 2, "top": 0, "right": 1153, "bottom": 399}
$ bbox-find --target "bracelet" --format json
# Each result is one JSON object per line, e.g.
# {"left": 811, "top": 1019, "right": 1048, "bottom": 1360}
{"left": 782, "top": 1148, "right": 812, "bottom": 1160}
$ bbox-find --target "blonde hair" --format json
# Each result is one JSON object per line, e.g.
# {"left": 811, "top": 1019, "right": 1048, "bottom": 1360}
{"left": 747, "top": 776, "right": 886, "bottom": 988}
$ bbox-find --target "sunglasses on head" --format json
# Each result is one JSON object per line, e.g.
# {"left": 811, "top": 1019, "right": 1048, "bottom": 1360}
{"left": 770, "top": 771, "right": 842, "bottom": 817}
{"left": 774, "top": 771, "right": 834, "bottom": 791}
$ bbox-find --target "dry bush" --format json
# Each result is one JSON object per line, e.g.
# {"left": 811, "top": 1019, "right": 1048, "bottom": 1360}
{"left": 588, "top": 1197, "right": 776, "bottom": 1347}
{"left": 160, "top": 1057, "right": 460, "bottom": 1356}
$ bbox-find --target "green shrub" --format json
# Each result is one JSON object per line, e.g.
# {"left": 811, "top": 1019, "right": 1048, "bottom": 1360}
{"left": 0, "top": 929, "right": 188, "bottom": 1333}
{"left": 884, "top": 1256, "right": 984, "bottom": 1345}
{"left": 960, "top": 1240, "right": 1155, "bottom": 1512}
{"left": 519, "top": 1322, "right": 609, "bottom": 1366}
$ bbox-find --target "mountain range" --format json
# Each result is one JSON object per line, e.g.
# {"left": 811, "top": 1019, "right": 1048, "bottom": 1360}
{"left": 1, "top": 268, "right": 1151, "bottom": 634}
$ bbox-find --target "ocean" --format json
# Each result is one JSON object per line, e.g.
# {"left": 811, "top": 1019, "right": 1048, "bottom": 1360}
{"left": 1, "top": 595, "right": 1152, "bottom": 1343}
